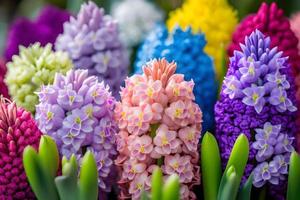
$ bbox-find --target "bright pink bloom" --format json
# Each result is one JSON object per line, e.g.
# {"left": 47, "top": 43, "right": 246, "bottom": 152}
{"left": 153, "top": 124, "right": 181, "bottom": 156}
{"left": 115, "top": 59, "right": 202, "bottom": 199}
{"left": 129, "top": 135, "right": 153, "bottom": 161}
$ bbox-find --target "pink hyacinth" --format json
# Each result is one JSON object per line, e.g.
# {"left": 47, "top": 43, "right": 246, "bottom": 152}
{"left": 115, "top": 59, "right": 202, "bottom": 200}
{"left": 290, "top": 13, "right": 300, "bottom": 55}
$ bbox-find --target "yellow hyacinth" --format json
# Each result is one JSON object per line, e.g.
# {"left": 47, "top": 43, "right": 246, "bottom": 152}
{"left": 167, "top": 0, "right": 238, "bottom": 80}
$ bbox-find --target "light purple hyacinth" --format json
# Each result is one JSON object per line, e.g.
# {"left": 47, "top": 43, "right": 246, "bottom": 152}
{"left": 35, "top": 69, "right": 118, "bottom": 195}
{"left": 55, "top": 1, "right": 129, "bottom": 98}
{"left": 252, "top": 122, "right": 294, "bottom": 187}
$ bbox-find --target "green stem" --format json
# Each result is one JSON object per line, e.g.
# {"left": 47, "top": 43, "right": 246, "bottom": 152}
{"left": 150, "top": 124, "right": 160, "bottom": 138}
{"left": 157, "top": 157, "right": 164, "bottom": 167}
{"left": 258, "top": 186, "right": 266, "bottom": 200}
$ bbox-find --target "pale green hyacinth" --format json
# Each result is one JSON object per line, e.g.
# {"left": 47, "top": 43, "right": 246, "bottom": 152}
{"left": 5, "top": 43, "right": 72, "bottom": 113}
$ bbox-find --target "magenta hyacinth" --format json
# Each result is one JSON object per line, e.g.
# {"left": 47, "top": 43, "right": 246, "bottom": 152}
{"left": 55, "top": 1, "right": 128, "bottom": 98}
{"left": 0, "top": 59, "right": 9, "bottom": 98}
{"left": 115, "top": 59, "right": 202, "bottom": 200}
{"left": 35, "top": 69, "right": 118, "bottom": 196}
{"left": 0, "top": 98, "right": 42, "bottom": 199}
{"left": 4, "top": 5, "right": 70, "bottom": 61}
{"left": 215, "top": 30, "right": 297, "bottom": 200}
{"left": 228, "top": 2, "right": 300, "bottom": 74}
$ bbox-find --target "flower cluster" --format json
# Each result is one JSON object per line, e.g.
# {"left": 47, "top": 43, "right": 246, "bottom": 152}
{"left": 252, "top": 122, "right": 294, "bottom": 187}
{"left": 223, "top": 30, "right": 296, "bottom": 114}
{"left": 111, "top": 0, "right": 164, "bottom": 48}
{"left": 35, "top": 69, "right": 118, "bottom": 195}
{"left": 5, "top": 43, "right": 72, "bottom": 113}
{"left": 135, "top": 24, "right": 217, "bottom": 133}
{"left": 0, "top": 97, "right": 42, "bottom": 199}
{"left": 228, "top": 2, "right": 300, "bottom": 75}
{"left": 115, "top": 59, "right": 202, "bottom": 200}
{"left": 5, "top": 5, "right": 70, "bottom": 61}
{"left": 290, "top": 12, "right": 300, "bottom": 55}
{"left": 0, "top": 59, "right": 9, "bottom": 98}
{"left": 55, "top": 1, "right": 128, "bottom": 98}
{"left": 215, "top": 30, "right": 297, "bottom": 199}
{"left": 167, "top": 0, "right": 238, "bottom": 79}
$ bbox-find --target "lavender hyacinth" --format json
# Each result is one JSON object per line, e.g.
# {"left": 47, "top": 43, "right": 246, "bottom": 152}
{"left": 215, "top": 30, "right": 297, "bottom": 199}
{"left": 55, "top": 1, "right": 128, "bottom": 98}
{"left": 35, "top": 69, "right": 118, "bottom": 195}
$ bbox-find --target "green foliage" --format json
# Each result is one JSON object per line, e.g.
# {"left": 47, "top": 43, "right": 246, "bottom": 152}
{"left": 287, "top": 151, "right": 300, "bottom": 200}
{"left": 23, "top": 135, "right": 98, "bottom": 200}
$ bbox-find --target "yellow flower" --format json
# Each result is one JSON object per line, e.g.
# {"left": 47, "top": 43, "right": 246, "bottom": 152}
{"left": 167, "top": 0, "right": 238, "bottom": 80}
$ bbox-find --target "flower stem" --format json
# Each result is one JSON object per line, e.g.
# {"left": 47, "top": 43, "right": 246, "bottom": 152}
{"left": 150, "top": 124, "right": 160, "bottom": 138}
{"left": 157, "top": 157, "right": 164, "bottom": 166}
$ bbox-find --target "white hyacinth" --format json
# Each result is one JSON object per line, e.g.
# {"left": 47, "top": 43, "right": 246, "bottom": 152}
{"left": 111, "top": 0, "right": 164, "bottom": 48}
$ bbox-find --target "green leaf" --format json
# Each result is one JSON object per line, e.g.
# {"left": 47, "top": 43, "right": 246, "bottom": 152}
{"left": 151, "top": 167, "right": 163, "bottom": 200}
{"left": 201, "top": 132, "right": 222, "bottom": 200}
{"left": 55, "top": 155, "right": 79, "bottom": 200}
{"left": 67, "top": 0, "right": 84, "bottom": 13}
{"left": 217, "top": 166, "right": 239, "bottom": 200}
{"left": 23, "top": 145, "right": 59, "bottom": 200}
{"left": 287, "top": 151, "right": 300, "bottom": 200}
{"left": 237, "top": 174, "right": 253, "bottom": 200}
{"left": 79, "top": 151, "right": 99, "bottom": 200}
{"left": 161, "top": 175, "right": 180, "bottom": 200}
{"left": 225, "top": 134, "right": 249, "bottom": 183}
{"left": 39, "top": 135, "right": 59, "bottom": 177}
{"left": 140, "top": 191, "right": 150, "bottom": 200}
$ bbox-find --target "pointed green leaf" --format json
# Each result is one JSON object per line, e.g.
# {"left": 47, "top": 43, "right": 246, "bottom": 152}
{"left": 225, "top": 134, "right": 249, "bottom": 183}
{"left": 218, "top": 166, "right": 239, "bottom": 200}
{"left": 79, "top": 151, "right": 98, "bottom": 200}
{"left": 23, "top": 146, "right": 59, "bottom": 200}
{"left": 39, "top": 135, "right": 59, "bottom": 177}
{"left": 237, "top": 174, "right": 253, "bottom": 200}
{"left": 287, "top": 151, "right": 300, "bottom": 200}
{"left": 201, "top": 132, "right": 222, "bottom": 200}
{"left": 151, "top": 167, "right": 163, "bottom": 200}
{"left": 162, "top": 175, "right": 180, "bottom": 200}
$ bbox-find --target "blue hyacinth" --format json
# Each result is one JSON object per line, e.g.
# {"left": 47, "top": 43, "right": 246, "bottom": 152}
{"left": 134, "top": 24, "right": 217, "bottom": 133}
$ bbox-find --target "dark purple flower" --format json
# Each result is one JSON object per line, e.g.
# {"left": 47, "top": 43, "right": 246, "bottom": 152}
{"left": 5, "top": 5, "right": 70, "bottom": 61}
{"left": 215, "top": 30, "right": 297, "bottom": 198}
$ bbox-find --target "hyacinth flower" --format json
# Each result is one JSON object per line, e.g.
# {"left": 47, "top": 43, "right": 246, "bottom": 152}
{"left": 167, "top": 0, "right": 238, "bottom": 80}
{"left": 115, "top": 59, "right": 202, "bottom": 200}
{"left": 135, "top": 24, "right": 217, "bottom": 133}
{"left": 35, "top": 69, "right": 118, "bottom": 196}
{"left": 0, "top": 97, "right": 42, "bottom": 199}
{"left": 201, "top": 133, "right": 251, "bottom": 200}
{"left": 5, "top": 43, "right": 72, "bottom": 113}
{"left": 228, "top": 2, "right": 300, "bottom": 75}
{"left": 4, "top": 5, "right": 70, "bottom": 61}
{"left": 55, "top": 1, "right": 128, "bottom": 98}
{"left": 0, "top": 58, "right": 9, "bottom": 98}
{"left": 141, "top": 167, "right": 180, "bottom": 200}
{"left": 23, "top": 135, "right": 98, "bottom": 200}
{"left": 111, "top": 0, "right": 164, "bottom": 49}
{"left": 290, "top": 13, "right": 300, "bottom": 55}
{"left": 215, "top": 30, "right": 297, "bottom": 199}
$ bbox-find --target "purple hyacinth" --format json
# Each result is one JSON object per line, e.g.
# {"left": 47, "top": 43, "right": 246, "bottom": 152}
{"left": 215, "top": 30, "right": 297, "bottom": 199}
{"left": 5, "top": 5, "right": 70, "bottom": 61}
{"left": 55, "top": 1, "right": 128, "bottom": 98}
{"left": 35, "top": 69, "right": 118, "bottom": 195}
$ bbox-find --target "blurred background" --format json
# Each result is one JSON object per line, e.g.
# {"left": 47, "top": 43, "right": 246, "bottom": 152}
{"left": 0, "top": 0, "right": 300, "bottom": 55}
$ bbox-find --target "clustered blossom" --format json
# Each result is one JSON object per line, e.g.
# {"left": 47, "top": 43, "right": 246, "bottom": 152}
{"left": 0, "top": 97, "right": 42, "bottom": 199}
{"left": 0, "top": 59, "right": 9, "bottom": 98}
{"left": 55, "top": 1, "right": 128, "bottom": 98}
{"left": 252, "top": 122, "right": 294, "bottom": 187}
{"left": 115, "top": 59, "right": 202, "bottom": 200}
{"left": 215, "top": 30, "right": 297, "bottom": 199}
{"left": 35, "top": 69, "right": 118, "bottom": 195}
{"left": 5, "top": 43, "right": 72, "bottom": 113}
{"left": 290, "top": 12, "right": 300, "bottom": 55}
{"left": 5, "top": 5, "right": 70, "bottom": 61}
{"left": 5, "top": 43, "right": 72, "bottom": 114}
{"left": 167, "top": 0, "right": 238, "bottom": 79}
{"left": 135, "top": 24, "right": 217, "bottom": 133}
{"left": 223, "top": 30, "right": 296, "bottom": 114}
{"left": 111, "top": 0, "right": 164, "bottom": 48}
